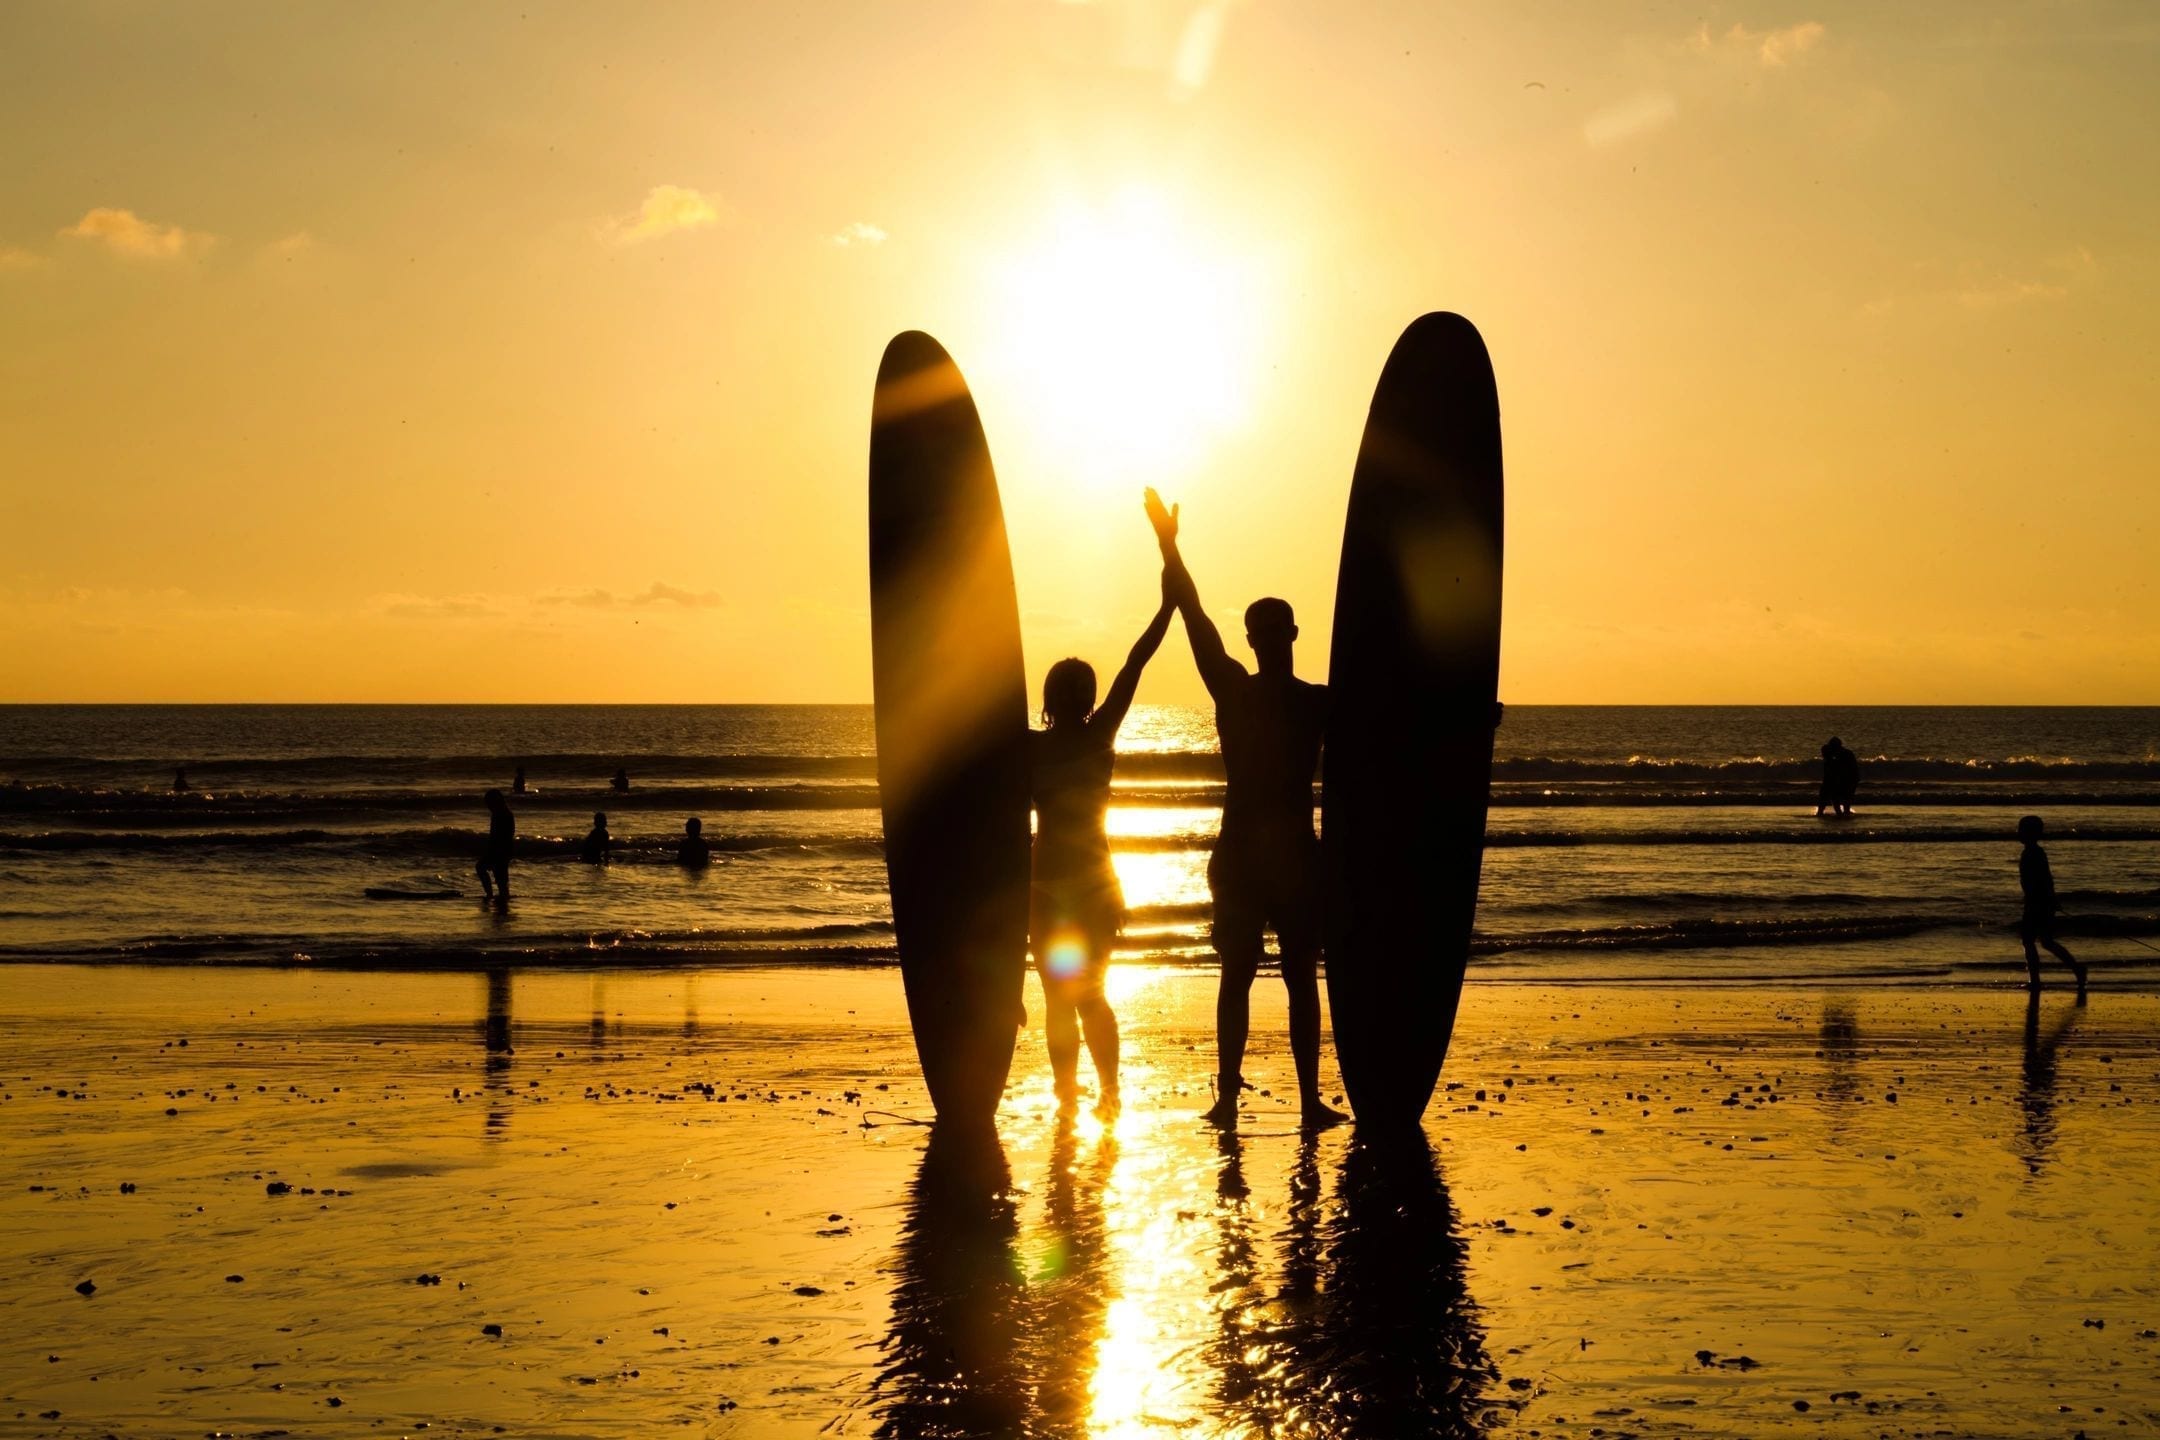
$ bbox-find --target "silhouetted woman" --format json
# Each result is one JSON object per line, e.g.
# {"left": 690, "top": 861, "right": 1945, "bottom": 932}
{"left": 1029, "top": 577, "right": 1174, "bottom": 1115}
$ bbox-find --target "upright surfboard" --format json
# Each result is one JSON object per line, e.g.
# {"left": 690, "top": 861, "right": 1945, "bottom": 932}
{"left": 1323, "top": 312, "right": 1504, "bottom": 1128}
{"left": 869, "top": 331, "right": 1031, "bottom": 1130}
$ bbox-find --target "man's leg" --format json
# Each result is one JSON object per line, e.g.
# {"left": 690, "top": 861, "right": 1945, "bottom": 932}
{"left": 2022, "top": 933, "right": 2043, "bottom": 988}
{"left": 475, "top": 856, "right": 494, "bottom": 899}
{"left": 1278, "top": 949, "right": 1346, "bottom": 1127}
{"left": 1207, "top": 947, "right": 1261, "bottom": 1123}
{"left": 2041, "top": 936, "right": 2088, "bottom": 990}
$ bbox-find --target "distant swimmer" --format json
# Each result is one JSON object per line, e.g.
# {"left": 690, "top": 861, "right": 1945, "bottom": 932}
{"left": 581, "top": 812, "right": 611, "bottom": 865}
{"left": 477, "top": 788, "right": 515, "bottom": 905}
{"left": 513, "top": 765, "right": 528, "bottom": 795}
{"left": 1149, "top": 487, "right": 1347, "bottom": 1131}
{"left": 1816, "top": 737, "right": 1859, "bottom": 817}
{"left": 611, "top": 767, "right": 631, "bottom": 794}
{"left": 2017, "top": 815, "right": 2087, "bottom": 992}
{"left": 172, "top": 766, "right": 190, "bottom": 793}
{"left": 677, "top": 817, "right": 711, "bottom": 869}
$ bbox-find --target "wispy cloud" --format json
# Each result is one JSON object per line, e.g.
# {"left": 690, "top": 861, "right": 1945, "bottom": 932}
{"left": 1584, "top": 90, "right": 1678, "bottom": 147}
{"left": 376, "top": 593, "right": 503, "bottom": 621}
{"left": 258, "top": 230, "right": 318, "bottom": 261}
{"left": 1688, "top": 20, "right": 1827, "bottom": 67}
{"left": 59, "top": 207, "right": 216, "bottom": 259}
{"left": 1864, "top": 246, "right": 2100, "bottom": 315}
{"left": 538, "top": 582, "right": 723, "bottom": 609}
{"left": 0, "top": 245, "right": 47, "bottom": 271}
{"left": 830, "top": 221, "right": 888, "bottom": 247}
{"left": 603, "top": 185, "right": 720, "bottom": 246}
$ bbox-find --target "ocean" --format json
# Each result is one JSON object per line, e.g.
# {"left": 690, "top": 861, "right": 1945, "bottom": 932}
{"left": 2, "top": 704, "right": 2156, "bottom": 985}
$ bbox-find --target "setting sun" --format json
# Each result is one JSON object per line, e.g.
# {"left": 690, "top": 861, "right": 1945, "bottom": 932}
{"left": 976, "top": 190, "right": 1270, "bottom": 490}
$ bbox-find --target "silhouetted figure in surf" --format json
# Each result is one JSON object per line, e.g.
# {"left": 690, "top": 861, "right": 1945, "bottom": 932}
{"left": 581, "top": 812, "right": 611, "bottom": 865}
{"left": 1816, "top": 737, "right": 1858, "bottom": 817}
{"left": 1149, "top": 488, "right": 1347, "bottom": 1130}
{"left": 677, "top": 816, "right": 711, "bottom": 869}
{"left": 172, "top": 766, "right": 190, "bottom": 793}
{"left": 513, "top": 765, "right": 527, "bottom": 795}
{"left": 611, "top": 767, "right": 631, "bottom": 794}
{"left": 1028, "top": 576, "right": 1175, "bottom": 1115}
{"left": 477, "top": 788, "right": 515, "bottom": 905}
{"left": 2017, "top": 815, "right": 2086, "bottom": 991}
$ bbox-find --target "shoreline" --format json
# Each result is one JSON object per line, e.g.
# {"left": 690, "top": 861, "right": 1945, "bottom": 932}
{"left": 3, "top": 967, "right": 2155, "bottom": 1436}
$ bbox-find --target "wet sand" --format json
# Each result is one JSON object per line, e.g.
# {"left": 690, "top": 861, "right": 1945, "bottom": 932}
{"left": 2, "top": 964, "right": 2156, "bottom": 1438}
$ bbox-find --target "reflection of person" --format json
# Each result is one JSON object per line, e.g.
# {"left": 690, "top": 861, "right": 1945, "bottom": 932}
{"left": 476, "top": 789, "right": 515, "bottom": 904}
{"left": 2017, "top": 815, "right": 2087, "bottom": 991}
{"left": 677, "top": 816, "right": 711, "bottom": 869}
{"left": 2018, "top": 988, "right": 2083, "bottom": 1176}
{"left": 1028, "top": 568, "right": 1174, "bottom": 1115}
{"left": 1149, "top": 488, "right": 1345, "bottom": 1129}
{"left": 580, "top": 812, "right": 610, "bottom": 865}
{"left": 1816, "top": 737, "right": 1858, "bottom": 817}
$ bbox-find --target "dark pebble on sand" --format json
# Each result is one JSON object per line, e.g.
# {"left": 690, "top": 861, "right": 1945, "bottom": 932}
{"left": 793, "top": 1285, "right": 824, "bottom": 1297}
{"left": 482, "top": 1324, "right": 503, "bottom": 1337}
{"left": 1793, "top": 1399, "right": 1810, "bottom": 1412}
{"left": 416, "top": 1273, "right": 442, "bottom": 1285}
{"left": 225, "top": 1274, "right": 245, "bottom": 1283}
{"left": 265, "top": 1181, "right": 291, "bottom": 1195}
{"left": 326, "top": 1396, "right": 342, "bottom": 1407}
{"left": 75, "top": 1279, "right": 96, "bottom": 1296}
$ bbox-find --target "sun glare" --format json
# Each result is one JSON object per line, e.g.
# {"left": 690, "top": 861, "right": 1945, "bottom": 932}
{"left": 981, "top": 190, "right": 1267, "bottom": 487}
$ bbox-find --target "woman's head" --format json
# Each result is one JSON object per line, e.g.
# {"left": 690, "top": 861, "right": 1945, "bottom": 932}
{"left": 1042, "top": 657, "right": 1098, "bottom": 727}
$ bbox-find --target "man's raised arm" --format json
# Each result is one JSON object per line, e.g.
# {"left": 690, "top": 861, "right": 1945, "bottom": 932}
{"left": 1145, "top": 488, "right": 1244, "bottom": 699}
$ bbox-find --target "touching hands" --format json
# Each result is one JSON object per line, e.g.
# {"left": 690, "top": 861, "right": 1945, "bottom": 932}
{"left": 1144, "top": 488, "right": 1179, "bottom": 552}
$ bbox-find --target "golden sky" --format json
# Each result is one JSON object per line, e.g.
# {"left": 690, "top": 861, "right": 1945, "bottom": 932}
{"left": 3, "top": 1, "right": 2156, "bottom": 704}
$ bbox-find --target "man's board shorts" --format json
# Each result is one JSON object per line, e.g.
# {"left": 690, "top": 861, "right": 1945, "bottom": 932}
{"left": 1208, "top": 829, "right": 1323, "bottom": 959}
{"left": 2020, "top": 904, "right": 2057, "bottom": 943}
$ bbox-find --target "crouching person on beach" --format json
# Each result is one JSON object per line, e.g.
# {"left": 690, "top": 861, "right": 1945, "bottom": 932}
{"left": 477, "top": 788, "right": 514, "bottom": 905}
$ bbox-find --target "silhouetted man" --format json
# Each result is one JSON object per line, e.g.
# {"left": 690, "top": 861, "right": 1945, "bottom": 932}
{"left": 678, "top": 816, "right": 711, "bottom": 869}
{"left": 478, "top": 788, "right": 515, "bottom": 904}
{"left": 172, "top": 766, "right": 190, "bottom": 793}
{"left": 611, "top": 767, "right": 631, "bottom": 794}
{"left": 1149, "top": 488, "right": 1346, "bottom": 1129}
{"left": 2017, "top": 815, "right": 2086, "bottom": 992}
{"left": 513, "top": 765, "right": 528, "bottom": 795}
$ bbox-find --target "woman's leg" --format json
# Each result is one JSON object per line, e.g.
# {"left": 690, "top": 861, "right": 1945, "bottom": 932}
{"left": 1043, "top": 978, "right": 1081, "bottom": 1104}
{"left": 1076, "top": 991, "right": 1120, "bottom": 1102}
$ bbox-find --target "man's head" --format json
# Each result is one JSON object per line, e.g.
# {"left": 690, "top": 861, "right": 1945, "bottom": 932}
{"left": 1244, "top": 597, "right": 1298, "bottom": 672}
{"left": 2019, "top": 814, "right": 2045, "bottom": 843}
{"left": 484, "top": 788, "right": 505, "bottom": 812}
{"left": 686, "top": 816, "right": 703, "bottom": 836}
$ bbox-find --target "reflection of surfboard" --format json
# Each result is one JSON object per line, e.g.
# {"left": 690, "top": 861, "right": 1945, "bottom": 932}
{"left": 870, "top": 331, "right": 1031, "bottom": 1129}
{"left": 1324, "top": 312, "right": 1504, "bottom": 1128}
{"left": 365, "top": 877, "right": 463, "bottom": 901}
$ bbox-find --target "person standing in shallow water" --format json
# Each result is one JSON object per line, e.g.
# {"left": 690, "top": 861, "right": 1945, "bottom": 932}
{"left": 2017, "top": 815, "right": 2087, "bottom": 992}
{"left": 1148, "top": 488, "right": 1348, "bottom": 1130}
{"left": 677, "top": 817, "right": 711, "bottom": 869}
{"left": 1817, "top": 737, "right": 1858, "bottom": 817}
{"left": 581, "top": 812, "right": 610, "bottom": 865}
{"left": 477, "top": 788, "right": 515, "bottom": 905}
{"left": 1029, "top": 562, "right": 1175, "bottom": 1116}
